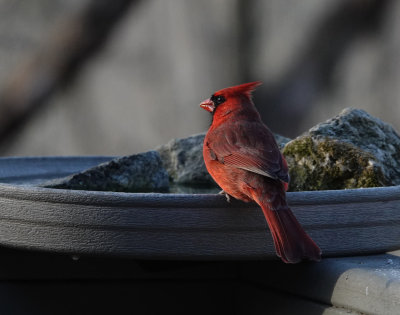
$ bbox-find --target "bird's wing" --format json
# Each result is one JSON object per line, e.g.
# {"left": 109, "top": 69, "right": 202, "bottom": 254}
{"left": 207, "top": 121, "right": 289, "bottom": 183}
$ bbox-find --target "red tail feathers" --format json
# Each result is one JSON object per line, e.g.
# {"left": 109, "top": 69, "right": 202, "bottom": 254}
{"left": 251, "top": 184, "right": 321, "bottom": 263}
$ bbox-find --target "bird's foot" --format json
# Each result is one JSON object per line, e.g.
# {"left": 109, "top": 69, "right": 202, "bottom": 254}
{"left": 219, "top": 190, "right": 231, "bottom": 203}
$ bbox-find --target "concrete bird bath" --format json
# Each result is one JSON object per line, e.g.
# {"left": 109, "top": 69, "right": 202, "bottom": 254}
{"left": 2, "top": 106, "right": 399, "bottom": 313}
{"left": 0, "top": 156, "right": 399, "bottom": 259}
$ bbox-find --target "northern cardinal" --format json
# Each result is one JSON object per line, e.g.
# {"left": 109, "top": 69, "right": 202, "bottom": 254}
{"left": 200, "top": 82, "right": 321, "bottom": 263}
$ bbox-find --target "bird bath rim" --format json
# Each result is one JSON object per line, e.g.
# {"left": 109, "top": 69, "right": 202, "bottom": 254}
{"left": 0, "top": 156, "right": 399, "bottom": 260}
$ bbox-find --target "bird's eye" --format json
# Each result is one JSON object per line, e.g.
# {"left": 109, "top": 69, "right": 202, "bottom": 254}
{"left": 211, "top": 95, "right": 226, "bottom": 106}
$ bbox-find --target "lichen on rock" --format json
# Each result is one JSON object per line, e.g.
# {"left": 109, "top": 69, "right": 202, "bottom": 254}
{"left": 308, "top": 108, "right": 400, "bottom": 185}
{"left": 283, "top": 136, "right": 390, "bottom": 191}
{"left": 282, "top": 108, "right": 400, "bottom": 191}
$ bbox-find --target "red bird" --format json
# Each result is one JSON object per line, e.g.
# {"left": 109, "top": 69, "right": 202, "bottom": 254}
{"left": 200, "top": 82, "right": 321, "bottom": 263}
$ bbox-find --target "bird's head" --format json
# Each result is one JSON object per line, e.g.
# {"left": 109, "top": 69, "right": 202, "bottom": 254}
{"left": 199, "top": 81, "right": 262, "bottom": 118}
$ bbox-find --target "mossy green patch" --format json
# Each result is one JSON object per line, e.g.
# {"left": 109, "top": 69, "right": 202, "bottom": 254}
{"left": 282, "top": 136, "right": 390, "bottom": 191}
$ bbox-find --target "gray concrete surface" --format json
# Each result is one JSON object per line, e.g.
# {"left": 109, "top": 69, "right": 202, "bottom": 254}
{"left": 244, "top": 250, "right": 400, "bottom": 315}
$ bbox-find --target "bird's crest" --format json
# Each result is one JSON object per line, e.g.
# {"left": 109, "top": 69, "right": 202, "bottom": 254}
{"left": 228, "top": 81, "right": 262, "bottom": 99}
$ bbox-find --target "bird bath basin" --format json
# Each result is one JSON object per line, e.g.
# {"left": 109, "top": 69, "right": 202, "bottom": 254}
{"left": 0, "top": 156, "right": 399, "bottom": 259}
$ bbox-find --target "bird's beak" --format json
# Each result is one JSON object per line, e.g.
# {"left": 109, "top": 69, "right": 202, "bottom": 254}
{"left": 200, "top": 98, "right": 215, "bottom": 113}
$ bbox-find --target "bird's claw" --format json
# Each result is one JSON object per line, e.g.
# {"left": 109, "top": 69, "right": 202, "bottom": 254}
{"left": 219, "top": 190, "right": 231, "bottom": 203}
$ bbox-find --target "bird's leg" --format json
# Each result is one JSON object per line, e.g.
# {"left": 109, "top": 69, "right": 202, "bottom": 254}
{"left": 219, "top": 190, "right": 231, "bottom": 203}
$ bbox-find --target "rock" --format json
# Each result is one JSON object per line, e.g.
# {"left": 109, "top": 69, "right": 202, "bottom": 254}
{"left": 283, "top": 108, "right": 400, "bottom": 191}
{"left": 157, "top": 132, "right": 291, "bottom": 187}
{"left": 308, "top": 108, "right": 400, "bottom": 185}
{"left": 156, "top": 133, "right": 215, "bottom": 186}
{"left": 283, "top": 136, "right": 390, "bottom": 191}
{"left": 41, "top": 131, "right": 291, "bottom": 193}
{"left": 42, "top": 151, "right": 169, "bottom": 192}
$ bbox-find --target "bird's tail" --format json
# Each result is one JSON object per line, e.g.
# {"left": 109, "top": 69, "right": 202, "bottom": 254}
{"left": 251, "top": 183, "right": 321, "bottom": 263}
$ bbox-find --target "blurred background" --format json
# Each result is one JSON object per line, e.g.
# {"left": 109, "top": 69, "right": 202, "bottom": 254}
{"left": 0, "top": 0, "right": 399, "bottom": 156}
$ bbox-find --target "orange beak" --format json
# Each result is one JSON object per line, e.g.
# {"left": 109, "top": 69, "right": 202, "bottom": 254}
{"left": 199, "top": 98, "right": 215, "bottom": 113}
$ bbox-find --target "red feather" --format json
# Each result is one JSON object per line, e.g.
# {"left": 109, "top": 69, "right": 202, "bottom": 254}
{"left": 223, "top": 81, "right": 262, "bottom": 99}
{"left": 201, "top": 82, "right": 321, "bottom": 263}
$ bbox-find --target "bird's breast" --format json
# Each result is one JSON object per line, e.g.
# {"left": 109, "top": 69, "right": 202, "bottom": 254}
{"left": 203, "top": 146, "right": 253, "bottom": 202}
